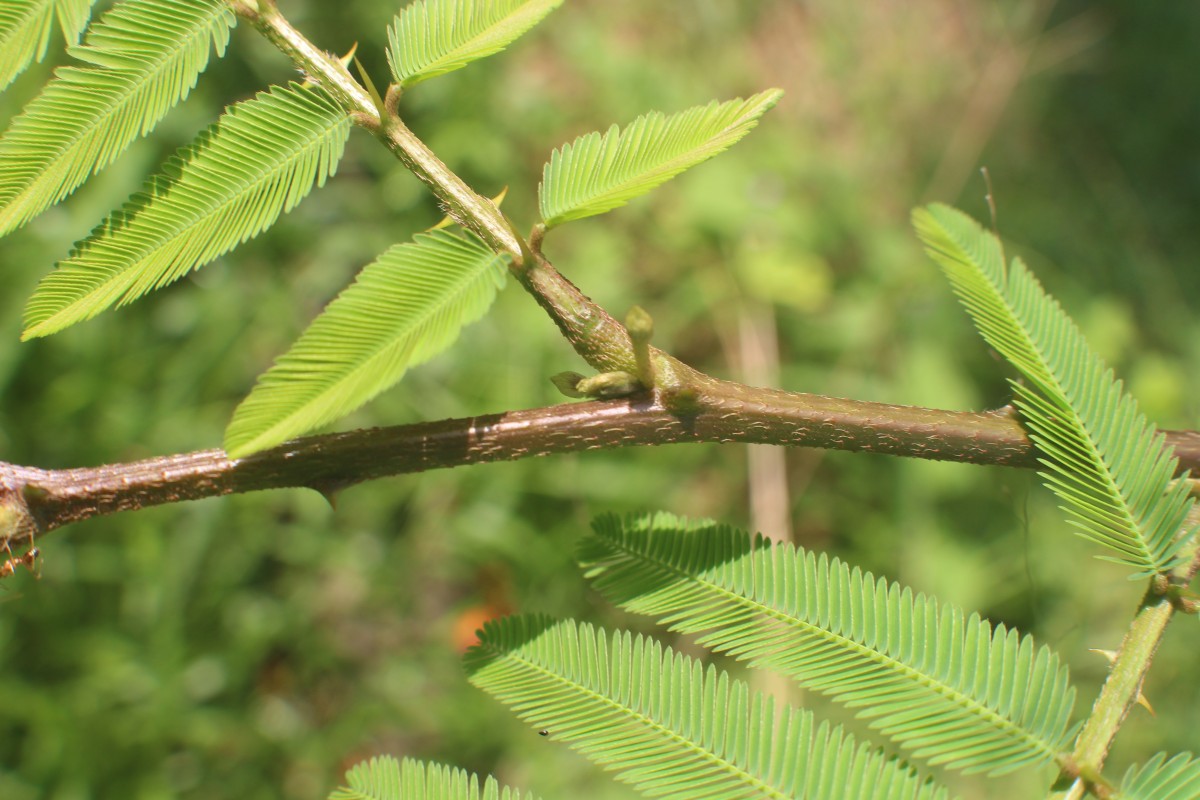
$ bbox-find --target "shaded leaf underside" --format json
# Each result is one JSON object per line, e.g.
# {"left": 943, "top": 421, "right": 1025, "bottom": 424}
{"left": 328, "top": 755, "right": 537, "bottom": 800}
{"left": 468, "top": 615, "right": 950, "bottom": 800}
{"left": 580, "top": 513, "right": 1076, "bottom": 776}
{"left": 1119, "top": 752, "right": 1200, "bottom": 800}
{"left": 913, "top": 204, "right": 1192, "bottom": 577}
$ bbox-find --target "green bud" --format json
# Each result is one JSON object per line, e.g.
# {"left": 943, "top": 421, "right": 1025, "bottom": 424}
{"left": 550, "top": 371, "right": 587, "bottom": 399}
{"left": 576, "top": 371, "right": 642, "bottom": 399}
{"left": 625, "top": 305, "right": 654, "bottom": 342}
{"left": 625, "top": 306, "right": 656, "bottom": 389}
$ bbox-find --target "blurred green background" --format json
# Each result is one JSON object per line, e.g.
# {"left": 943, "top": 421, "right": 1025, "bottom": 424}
{"left": 1, "top": 1, "right": 1198, "bottom": 797}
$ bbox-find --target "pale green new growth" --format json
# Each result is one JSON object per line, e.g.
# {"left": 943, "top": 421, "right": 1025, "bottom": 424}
{"left": 328, "top": 756, "right": 538, "bottom": 800}
{"left": 224, "top": 231, "right": 508, "bottom": 458}
{"left": 467, "top": 615, "right": 950, "bottom": 800}
{"left": 580, "top": 513, "right": 1076, "bottom": 776}
{"left": 0, "top": 0, "right": 91, "bottom": 91}
{"left": 22, "top": 83, "right": 350, "bottom": 339}
{"left": 387, "top": 0, "right": 562, "bottom": 89}
{"left": 0, "top": 0, "right": 234, "bottom": 237}
{"left": 1119, "top": 752, "right": 1200, "bottom": 800}
{"left": 538, "top": 90, "right": 783, "bottom": 229}
{"left": 913, "top": 204, "right": 1193, "bottom": 577}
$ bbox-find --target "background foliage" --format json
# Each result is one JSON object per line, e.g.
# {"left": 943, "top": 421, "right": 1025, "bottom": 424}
{"left": 0, "top": 1, "right": 1197, "bottom": 798}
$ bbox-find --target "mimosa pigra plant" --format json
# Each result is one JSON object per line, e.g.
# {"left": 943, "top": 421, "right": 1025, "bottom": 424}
{"left": 0, "top": 2, "right": 1197, "bottom": 798}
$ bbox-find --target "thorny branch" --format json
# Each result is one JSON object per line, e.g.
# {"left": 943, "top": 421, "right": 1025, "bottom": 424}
{"left": 3, "top": 387, "right": 1200, "bottom": 546}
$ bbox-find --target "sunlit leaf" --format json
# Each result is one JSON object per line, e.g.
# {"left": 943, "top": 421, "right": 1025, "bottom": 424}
{"left": 225, "top": 231, "right": 507, "bottom": 458}
{"left": 22, "top": 83, "right": 350, "bottom": 339}
{"left": 538, "top": 90, "right": 782, "bottom": 229}
{"left": 387, "top": 0, "right": 561, "bottom": 88}
{"left": 0, "top": 0, "right": 234, "bottom": 236}
{"left": 0, "top": 0, "right": 92, "bottom": 92}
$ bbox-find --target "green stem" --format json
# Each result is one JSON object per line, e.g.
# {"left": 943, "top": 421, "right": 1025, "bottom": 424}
{"left": 1046, "top": 502, "right": 1200, "bottom": 799}
{"left": 237, "top": 2, "right": 640, "bottom": 377}
{"left": 1046, "top": 591, "right": 1173, "bottom": 799}
{"left": 1076, "top": 594, "right": 1173, "bottom": 761}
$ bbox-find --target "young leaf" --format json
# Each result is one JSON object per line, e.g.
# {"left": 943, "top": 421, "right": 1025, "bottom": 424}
{"left": 467, "top": 615, "right": 951, "bottom": 800}
{"left": 329, "top": 755, "right": 538, "bottom": 800}
{"left": 1119, "top": 752, "right": 1200, "bottom": 800}
{"left": 224, "top": 231, "right": 508, "bottom": 458}
{"left": 538, "top": 90, "right": 783, "bottom": 229}
{"left": 22, "top": 82, "right": 351, "bottom": 339}
{"left": 387, "top": 0, "right": 562, "bottom": 89}
{"left": 580, "top": 513, "right": 1078, "bottom": 777}
{"left": 0, "top": 0, "right": 235, "bottom": 237}
{"left": 913, "top": 204, "right": 1194, "bottom": 577}
{"left": 0, "top": 0, "right": 92, "bottom": 92}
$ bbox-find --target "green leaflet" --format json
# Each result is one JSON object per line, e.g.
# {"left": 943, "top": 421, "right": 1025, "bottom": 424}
{"left": 0, "top": 0, "right": 234, "bottom": 236}
{"left": 579, "top": 513, "right": 1077, "bottom": 777}
{"left": 224, "top": 231, "right": 508, "bottom": 458}
{"left": 538, "top": 90, "right": 783, "bottom": 229}
{"left": 0, "top": 0, "right": 92, "bottom": 91}
{"left": 22, "top": 82, "right": 351, "bottom": 340}
{"left": 913, "top": 204, "right": 1193, "bottom": 577}
{"left": 387, "top": 0, "right": 562, "bottom": 88}
{"left": 328, "top": 756, "right": 538, "bottom": 800}
{"left": 467, "top": 615, "right": 951, "bottom": 800}
{"left": 1119, "top": 753, "right": 1200, "bottom": 800}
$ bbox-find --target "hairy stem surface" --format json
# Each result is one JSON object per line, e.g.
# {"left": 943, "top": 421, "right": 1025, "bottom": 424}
{"left": 5, "top": 386, "right": 1200, "bottom": 543}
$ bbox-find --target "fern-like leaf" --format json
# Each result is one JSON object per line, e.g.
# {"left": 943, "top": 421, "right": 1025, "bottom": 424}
{"left": 579, "top": 513, "right": 1077, "bottom": 777}
{"left": 467, "top": 615, "right": 951, "bottom": 800}
{"left": 0, "top": 0, "right": 234, "bottom": 237}
{"left": 224, "top": 231, "right": 508, "bottom": 458}
{"left": 387, "top": 0, "right": 562, "bottom": 89}
{"left": 329, "top": 756, "right": 537, "bottom": 800}
{"left": 1118, "top": 753, "right": 1200, "bottom": 800}
{"left": 0, "top": 0, "right": 91, "bottom": 92}
{"left": 538, "top": 90, "right": 782, "bottom": 229}
{"left": 912, "top": 204, "right": 1193, "bottom": 577}
{"left": 22, "top": 82, "right": 350, "bottom": 339}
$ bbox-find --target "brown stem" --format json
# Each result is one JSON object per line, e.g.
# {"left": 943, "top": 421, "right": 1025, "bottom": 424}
{"left": 5, "top": 380, "right": 1200, "bottom": 544}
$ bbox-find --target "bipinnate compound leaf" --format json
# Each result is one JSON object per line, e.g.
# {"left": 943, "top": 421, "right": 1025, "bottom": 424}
{"left": 538, "top": 90, "right": 783, "bottom": 229}
{"left": 0, "top": 0, "right": 234, "bottom": 236}
{"left": 580, "top": 513, "right": 1077, "bottom": 777}
{"left": 224, "top": 231, "right": 507, "bottom": 458}
{"left": 0, "top": 0, "right": 92, "bottom": 92}
{"left": 467, "top": 615, "right": 951, "bottom": 800}
{"left": 328, "top": 755, "right": 538, "bottom": 800}
{"left": 387, "top": 0, "right": 561, "bottom": 88}
{"left": 22, "top": 83, "right": 350, "bottom": 339}
{"left": 913, "top": 204, "right": 1193, "bottom": 577}
{"left": 1119, "top": 753, "right": 1200, "bottom": 800}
